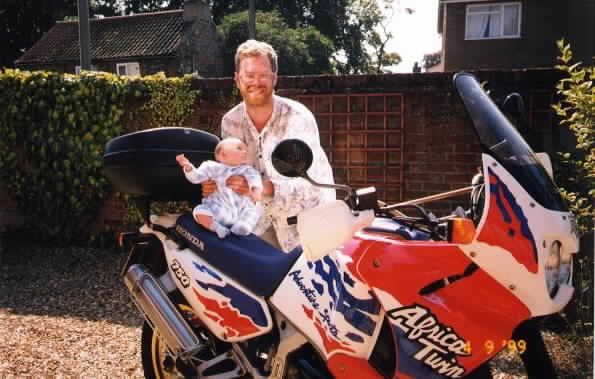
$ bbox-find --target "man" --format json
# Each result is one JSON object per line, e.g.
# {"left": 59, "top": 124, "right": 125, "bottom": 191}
{"left": 203, "top": 39, "right": 335, "bottom": 252}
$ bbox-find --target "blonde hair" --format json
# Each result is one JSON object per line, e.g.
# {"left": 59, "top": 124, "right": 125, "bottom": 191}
{"left": 215, "top": 137, "right": 244, "bottom": 159}
{"left": 234, "top": 39, "right": 278, "bottom": 73}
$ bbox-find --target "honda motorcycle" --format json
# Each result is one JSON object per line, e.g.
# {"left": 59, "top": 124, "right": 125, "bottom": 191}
{"left": 103, "top": 72, "right": 578, "bottom": 378}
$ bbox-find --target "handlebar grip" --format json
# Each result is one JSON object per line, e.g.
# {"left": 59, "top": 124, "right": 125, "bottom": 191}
{"left": 287, "top": 216, "right": 297, "bottom": 225}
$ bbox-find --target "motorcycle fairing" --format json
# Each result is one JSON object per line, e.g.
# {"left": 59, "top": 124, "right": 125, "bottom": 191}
{"left": 174, "top": 213, "right": 301, "bottom": 297}
{"left": 460, "top": 154, "right": 577, "bottom": 316}
{"left": 170, "top": 249, "right": 272, "bottom": 342}
{"left": 145, "top": 217, "right": 274, "bottom": 343}
{"left": 348, "top": 237, "right": 530, "bottom": 379}
{"left": 270, "top": 239, "right": 384, "bottom": 361}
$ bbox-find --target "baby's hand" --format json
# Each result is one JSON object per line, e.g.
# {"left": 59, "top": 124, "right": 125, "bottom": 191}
{"left": 250, "top": 187, "right": 262, "bottom": 202}
{"left": 176, "top": 154, "right": 192, "bottom": 172}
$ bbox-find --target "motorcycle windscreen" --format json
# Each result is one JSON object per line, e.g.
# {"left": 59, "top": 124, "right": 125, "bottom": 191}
{"left": 453, "top": 72, "right": 567, "bottom": 212}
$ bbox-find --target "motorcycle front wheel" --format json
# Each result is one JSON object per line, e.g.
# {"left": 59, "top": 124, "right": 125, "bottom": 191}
{"left": 141, "top": 320, "right": 190, "bottom": 379}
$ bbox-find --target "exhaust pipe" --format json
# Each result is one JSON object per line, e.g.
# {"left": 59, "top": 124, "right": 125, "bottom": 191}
{"left": 124, "top": 264, "right": 203, "bottom": 360}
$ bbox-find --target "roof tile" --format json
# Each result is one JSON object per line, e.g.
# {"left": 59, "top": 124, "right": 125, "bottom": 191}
{"left": 17, "top": 10, "right": 183, "bottom": 64}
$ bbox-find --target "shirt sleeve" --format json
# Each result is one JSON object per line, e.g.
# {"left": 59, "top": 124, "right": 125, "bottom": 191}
{"left": 185, "top": 161, "right": 217, "bottom": 184}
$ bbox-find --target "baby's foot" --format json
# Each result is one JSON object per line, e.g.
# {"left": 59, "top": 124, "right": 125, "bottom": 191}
{"left": 231, "top": 223, "right": 251, "bottom": 236}
{"left": 211, "top": 222, "right": 230, "bottom": 238}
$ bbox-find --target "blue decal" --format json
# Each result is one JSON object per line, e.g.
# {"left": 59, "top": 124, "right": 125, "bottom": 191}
{"left": 346, "top": 332, "right": 364, "bottom": 343}
{"left": 311, "top": 256, "right": 380, "bottom": 336}
{"left": 195, "top": 279, "right": 268, "bottom": 327}
{"left": 193, "top": 261, "right": 223, "bottom": 281}
{"left": 388, "top": 304, "right": 469, "bottom": 379}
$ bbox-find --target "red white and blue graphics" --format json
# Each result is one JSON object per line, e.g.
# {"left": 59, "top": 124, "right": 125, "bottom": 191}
{"left": 273, "top": 154, "right": 575, "bottom": 379}
{"left": 270, "top": 250, "right": 385, "bottom": 376}
{"left": 168, "top": 250, "right": 273, "bottom": 342}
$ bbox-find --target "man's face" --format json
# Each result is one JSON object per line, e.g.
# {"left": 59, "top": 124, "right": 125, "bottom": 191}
{"left": 235, "top": 55, "right": 277, "bottom": 107}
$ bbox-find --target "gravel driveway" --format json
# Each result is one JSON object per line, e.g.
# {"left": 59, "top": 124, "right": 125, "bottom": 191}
{"left": 0, "top": 244, "right": 144, "bottom": 378}
{"left": 0, "top": 241, "right": 592, "bottom": 378}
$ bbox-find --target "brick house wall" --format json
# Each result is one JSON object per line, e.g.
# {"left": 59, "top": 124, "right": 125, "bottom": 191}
{"left": 0, "top": 69, "right": 569, "bottom": 229}
{"left": 17, "top": 57, "right": 180, "bottom": 76}
{"left": 441, "top": 0, "right": 595, "bottom": 71}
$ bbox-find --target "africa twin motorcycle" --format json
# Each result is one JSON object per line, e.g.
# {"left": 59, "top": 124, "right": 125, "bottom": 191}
{"left": 103, "top": 72, "right": 578, "bottom": 378}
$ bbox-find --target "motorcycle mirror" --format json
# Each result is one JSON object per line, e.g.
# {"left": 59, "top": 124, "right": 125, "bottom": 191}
{"left": 272, "top": 139, "right": 314, "bottom": 178}
{"left": 501, "top": 92, "right": 527, "bottom": 129}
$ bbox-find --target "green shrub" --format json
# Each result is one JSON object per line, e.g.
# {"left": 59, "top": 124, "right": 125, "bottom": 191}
{"left": 0, "top": 69, "right": 199, "bottom": 245}
{"left": 552, "top": 39, "right": 594, "bottom": 336}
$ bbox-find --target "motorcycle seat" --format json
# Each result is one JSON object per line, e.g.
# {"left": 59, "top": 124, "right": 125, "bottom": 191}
{"left": 175, "top": 213, "right": 302, "bottom": 297}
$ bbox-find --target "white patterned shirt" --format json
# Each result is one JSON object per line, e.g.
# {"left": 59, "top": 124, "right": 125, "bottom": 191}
{"left": 221, "top": 95, "right": 336, "bottom": 252}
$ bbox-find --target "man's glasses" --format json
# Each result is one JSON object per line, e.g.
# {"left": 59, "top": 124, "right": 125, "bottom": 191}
{"left": 239, "top": 73, "right": 275, "bottom": 84}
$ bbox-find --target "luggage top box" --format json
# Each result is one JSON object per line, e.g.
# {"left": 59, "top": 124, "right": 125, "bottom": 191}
{"left": 104, "top": 127, "right": 220, "bottom": 201}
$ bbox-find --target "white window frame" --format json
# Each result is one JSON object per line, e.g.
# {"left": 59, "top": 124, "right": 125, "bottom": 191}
{"left": 116, "top": 62, "right": 141, "bottom": 77}
{"left": 465, "top": 2, "right": 522, "bottom": 40}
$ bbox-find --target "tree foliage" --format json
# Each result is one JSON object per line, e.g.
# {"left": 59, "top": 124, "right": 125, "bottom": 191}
{"left": 551, "top": 39, "right": 594, "bottom": 236}
{"left": 209, "top": 0, "right": 397, "bottom": 74}
{"left": 0, "top": 0, "right": 78, "bottom": 68}
{"left": 217, "top": 10, "right": 334, "bottom": 76}
{"left": 2, "top": 0, "right": 399, "bottom": 74}
{"left": 551, "top": 39, "right": 594, "bottom": 337}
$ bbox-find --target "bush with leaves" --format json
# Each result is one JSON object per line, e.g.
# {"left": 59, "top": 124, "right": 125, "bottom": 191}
{"left": 0, "top": 69, "right": 199, "bottom": 245}
{"left": 551, "top": 39, "right": 594, "bottom": 336}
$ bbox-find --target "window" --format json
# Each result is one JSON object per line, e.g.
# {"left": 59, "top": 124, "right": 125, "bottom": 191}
{"left": 116, "top": 62, "right": 140, "bottom": 77}
{"left": 465, "top": 3, "right": 521, "bottom": 40}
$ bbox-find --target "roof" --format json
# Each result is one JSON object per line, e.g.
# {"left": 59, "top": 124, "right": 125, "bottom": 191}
{"left": 16, "top": 10, "right": 183, "bottom": 65}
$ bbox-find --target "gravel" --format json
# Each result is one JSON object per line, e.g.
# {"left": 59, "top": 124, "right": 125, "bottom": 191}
{"left": 0, "top": 242, "right": 592, "bottom": 378}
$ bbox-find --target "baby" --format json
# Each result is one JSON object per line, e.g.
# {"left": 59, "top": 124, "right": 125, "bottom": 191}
{"left": 176, "top": 137, "right": 263, "bottom": 238}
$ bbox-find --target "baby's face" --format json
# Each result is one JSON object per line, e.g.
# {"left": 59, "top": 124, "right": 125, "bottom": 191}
{"left": 220, "top": 140, "right": 248, "bottom": 166}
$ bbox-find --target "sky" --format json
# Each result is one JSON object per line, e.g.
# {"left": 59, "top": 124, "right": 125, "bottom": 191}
{"left": 383, "top": 0, "right": 442, "bottom": 73}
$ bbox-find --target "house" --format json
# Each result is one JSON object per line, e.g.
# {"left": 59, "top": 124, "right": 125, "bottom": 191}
{"left": 14, "top": 0, "right": 223, "bottom": 77}
{"left": 435, "top": 0, "right": 595, "bottom": 71}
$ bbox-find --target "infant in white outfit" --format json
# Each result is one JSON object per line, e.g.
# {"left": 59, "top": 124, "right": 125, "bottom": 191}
{"left": 176, "top": 137, "right": 263, "bottom": 238}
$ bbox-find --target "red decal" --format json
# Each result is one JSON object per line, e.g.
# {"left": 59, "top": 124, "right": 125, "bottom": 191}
{"left": 302, "top": 305, "right": 355, "bottom": 355}
{"left": 327, "top": 353, "right": 384, "bottom": 379}
{"left": 477, "top": 172, "right": 538, "bottom": 273}
{"left": 193, "top": 288, "right": 259, "bottom": 336}
{"left": 302, "top": 305, "right": 314, "bottom": 320}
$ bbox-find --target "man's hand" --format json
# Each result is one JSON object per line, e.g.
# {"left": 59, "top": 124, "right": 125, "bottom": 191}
{"left": 226, "top": 175, "right": 250, "bottom": 195}
{"left": 201, "top": 179, "right": 217, "bottom": 198}
{"left": 227, "top": 176, "right": 274, "bottom": 197}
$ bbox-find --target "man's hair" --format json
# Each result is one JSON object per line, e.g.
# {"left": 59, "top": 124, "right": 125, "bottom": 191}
{"left": 234, "top": 39, "right": 278, "bottom": 73}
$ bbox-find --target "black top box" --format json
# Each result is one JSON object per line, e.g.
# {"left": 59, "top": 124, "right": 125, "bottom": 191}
{"left": 103, "top": 127, "right": 220, "bottom": 201}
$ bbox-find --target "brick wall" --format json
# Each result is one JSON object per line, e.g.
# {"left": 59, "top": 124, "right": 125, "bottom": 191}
{"left": 1, "top": 69, "right": 568, "bottom": 228}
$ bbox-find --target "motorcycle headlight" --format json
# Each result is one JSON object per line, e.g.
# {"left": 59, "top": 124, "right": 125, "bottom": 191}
{"left": 545, "top": 240, "right": 561, "bottom": 297}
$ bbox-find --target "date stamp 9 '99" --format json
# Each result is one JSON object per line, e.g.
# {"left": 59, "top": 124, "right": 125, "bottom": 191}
{"left": 464, "top": 339, "right": 527, "bottom": 355}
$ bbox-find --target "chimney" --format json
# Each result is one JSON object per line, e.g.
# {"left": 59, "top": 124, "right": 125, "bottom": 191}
{"left": 184, "top": 0, "right": 209, "bottom": 23}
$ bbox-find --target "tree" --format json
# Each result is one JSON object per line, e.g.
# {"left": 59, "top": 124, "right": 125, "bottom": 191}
{"left": 217, "top": 10, "right": 335, "bottom": 76}
{"left": 0, "top": 0, "right": 78, "bottom": 68}
{"left": 208, "top": 0, "right": 396, "bottom": 74}
{"left": 360, "top": 0, "right": 401, "bottom": 73}
{"left": 422, "top": 51, "right": 441, "bottom": 70}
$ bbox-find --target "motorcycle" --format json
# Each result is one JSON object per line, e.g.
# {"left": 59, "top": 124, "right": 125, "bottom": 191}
{"left": 103, "top": 72, "right": 578, "bottom": 378}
